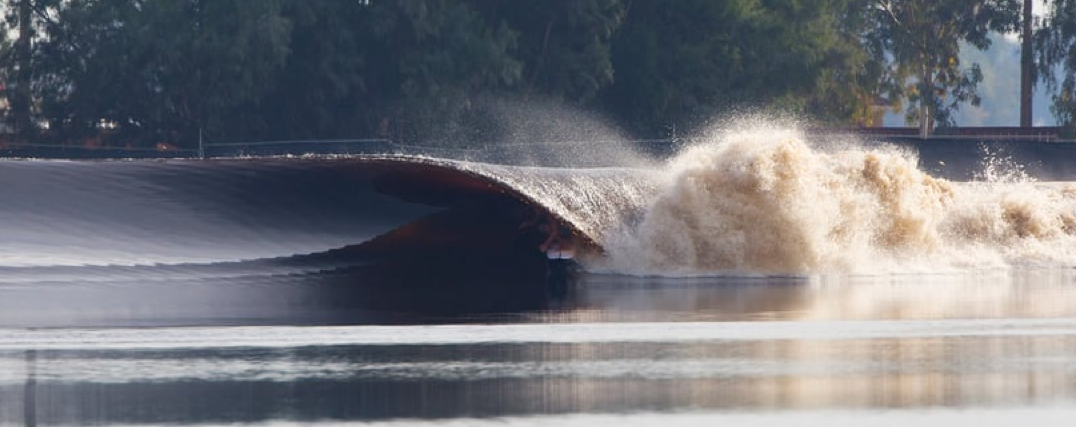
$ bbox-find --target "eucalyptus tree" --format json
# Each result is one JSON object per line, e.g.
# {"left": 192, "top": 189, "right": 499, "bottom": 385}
{"left": 860, "top": 0, "right": 1020, "bottom": 137}
{"left": 1021, "top": 0, "right": 1033, "bottom": 127}
{"left": 8, "top": 0, "right": 33, "bottom": 139}
{"left": 0, "top": 15, "right": 10, "bottom": 123}
{"left": 2, "top": 0, "right": 63, "bottom": 141}
{"left": 1036, "top": 0, "right": 1076, "bottom": 133}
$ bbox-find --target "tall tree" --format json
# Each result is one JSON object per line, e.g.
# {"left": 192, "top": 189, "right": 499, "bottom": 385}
{"left": 2, "top": 0, "right": 58, "bottom": 141}
{"left": 252, "top": 0, "right": 526, "bottom": 143}
{"left": 21, "top": 0, "right": 531, "bottom": 146}
{"left": 0, "top": 0, "right": 67, "bottom": 140}
{"left": 0, "top": 10, "right": 10, "bottom": 128}
{"left": 1021, "top": 0, "right": 1034, "bottom": 127}
{"left": 1037, "top": 0, "right": 1076, "bottom": 133}
{"left": 801, "top": 0, "right": 897, "bottom": 127}
{"left": 251, "top": 0, "right": 368, "bottom": 141}
{"left": 601, "top": 0, "right": 873, "bottom": 137}
{"left": 861, "top": 0, "right": 1020, "bottom": 137}
{"left": 472, "top": 0, "right": 624, "bottom": 103}
{"left": 13, "top": 0, "right": 32, "bottom": 139}
{"left": 35, "top": 0, "right": 292, "bottom": 146}
{"left": 356, "top": 0, "right": 522, "bottom": 143}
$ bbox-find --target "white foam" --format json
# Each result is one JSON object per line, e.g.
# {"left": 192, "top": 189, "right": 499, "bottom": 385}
{"left": 597, "top": 129, "right": 1076, "bottom": 275}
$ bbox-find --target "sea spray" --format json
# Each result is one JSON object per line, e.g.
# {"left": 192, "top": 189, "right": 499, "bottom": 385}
{"left": 598, "top": 129, "right": 1076, "bottom": 275}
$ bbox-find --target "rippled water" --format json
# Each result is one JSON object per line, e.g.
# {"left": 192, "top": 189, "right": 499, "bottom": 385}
{"left": 3, "top": 272, "right": 1076, "bottom": 426}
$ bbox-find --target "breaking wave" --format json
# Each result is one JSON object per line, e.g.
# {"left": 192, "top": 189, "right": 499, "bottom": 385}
{"left": 598, "top": 129, "right": 1076, "bottom": 275}
{"left": 6, "top": 130, "right": 1076, "bottom": 278}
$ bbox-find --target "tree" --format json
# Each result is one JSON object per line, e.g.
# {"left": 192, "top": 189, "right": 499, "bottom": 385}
{"left": 471, "top": 0, "right": 624, "bottom": 103}
{"left": 798, "top": 0, "right": 896, "bottom": 127}
{"left": 860, "top": 0, "right": 1020, "bottom": 137}
{"left": 600, "top": 0, "right": 874, "bottom": 137}
{"left": 0, "top": 10, "right": 10, "bottom": 128}
{"left": 1021, "top": 0, "right": 1033, "bottom": 127}
{"left": 1036, "top": 0, "right": 1076, "bottom": 133}
{"left": 2, "top": 0, "right": 62, "bottom": 141}
{"left": 249, "top": 0, "right": 368, "bottom": 141}
{"left": 19, "top": 0, "right": 532, "bottom": 146}
{"left": 357, "top": 0, "right": 522, "bottom": 143}
{"left": 241, "top": 0, "right": 527, "bottom": 144}
{"left": 35, "top": 0, "right": 292, "bottom": 146}
{"left": 258, "top": 0, "right": 625, "bottom": 143}
{"left": 12, "top": 0, "right": 32, "bottom": 139}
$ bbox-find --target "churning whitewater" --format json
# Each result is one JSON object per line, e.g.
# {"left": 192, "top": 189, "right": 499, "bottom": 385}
{"left": 599, "top": 129, "right": 1076, "bottom": 275}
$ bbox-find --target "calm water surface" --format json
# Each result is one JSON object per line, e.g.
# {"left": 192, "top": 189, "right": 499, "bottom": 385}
{"left": 3, "top": 270, "right": 1076, "bottom": 426}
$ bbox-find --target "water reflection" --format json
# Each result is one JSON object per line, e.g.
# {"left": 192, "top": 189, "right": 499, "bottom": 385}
{"left": 23, "top": 350, "right": 35, "bottom": 427}
{"left": 8, "top": 266, "right": 1076, "bottom": 328}
{"left": 2, "top": 325, "right": 1076, "bottom": 424}
{"left": 558, "top": 269, "right": 1076, "bottom": 322}
{"left": 3, "top": 269, "right": 1076, "bottom": 424}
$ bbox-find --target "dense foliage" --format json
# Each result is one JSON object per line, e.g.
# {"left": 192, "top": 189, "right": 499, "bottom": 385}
{"left": 0, "top": 0, "right": 1070, "bottom": 146}
{"left": 856, "top": 0, "right": 1020, "bottom": 136}
{"left": 1037, "top": 0, "right": 1076, "bottom": 133}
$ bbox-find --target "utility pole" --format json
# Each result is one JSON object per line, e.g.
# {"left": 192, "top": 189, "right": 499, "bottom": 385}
{"left": 1020, "top": 0, "right": 1033, "bottom": 128}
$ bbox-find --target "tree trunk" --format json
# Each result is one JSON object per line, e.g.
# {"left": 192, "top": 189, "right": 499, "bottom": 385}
{"left": 13, "top": 0, "right": 34, "bottom": 142}
{"left": 919, "top": 66, "right": 931, "bottom": 139}
{"left": 1020, "top": 0, "right": 1033, "bottom": 128}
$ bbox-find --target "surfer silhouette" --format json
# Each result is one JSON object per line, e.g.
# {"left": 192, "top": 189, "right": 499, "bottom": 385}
{"left": 538, "top": 215, "right": 574, "bottom": 260}
{"left": 517, "top": 207, "right": 575, "bottom": 292}
{"left": 518, "top": 206, "right": 574, "bottom": 259}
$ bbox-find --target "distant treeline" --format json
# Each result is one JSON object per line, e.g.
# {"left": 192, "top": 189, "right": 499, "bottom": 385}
{"left": 2, "top": 0, "right": 1076, "bottom": 148}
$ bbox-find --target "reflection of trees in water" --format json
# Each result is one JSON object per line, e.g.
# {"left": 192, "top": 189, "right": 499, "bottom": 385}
{"left": 24, "top": 350, "right": 35, "bottom": 427}
{"left": 9, "top": 335, "right": 1076, "bottom": 423}
{"left": 7, "top": 269, "right": 1076, "bottom": 423}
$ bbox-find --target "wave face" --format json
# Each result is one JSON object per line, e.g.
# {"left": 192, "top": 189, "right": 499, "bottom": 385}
{"left": 6, "top": 132, "right": 1076, "bottom": 279}
{"left": 0, "top": 159, "right": 438, "bottom": 269}
{"left": 0, "top": 157, "right": 657, "bottom": 276}
{"left": 449, "top": 160, "right": 660, "bottom": 249}
{"left": 598, "top": 130, "right": 1076, "bottom": 275}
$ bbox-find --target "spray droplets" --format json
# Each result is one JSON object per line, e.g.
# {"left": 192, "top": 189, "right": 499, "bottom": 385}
{"left": 599, "top": 129, "right": 1076, "bottom": 275}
